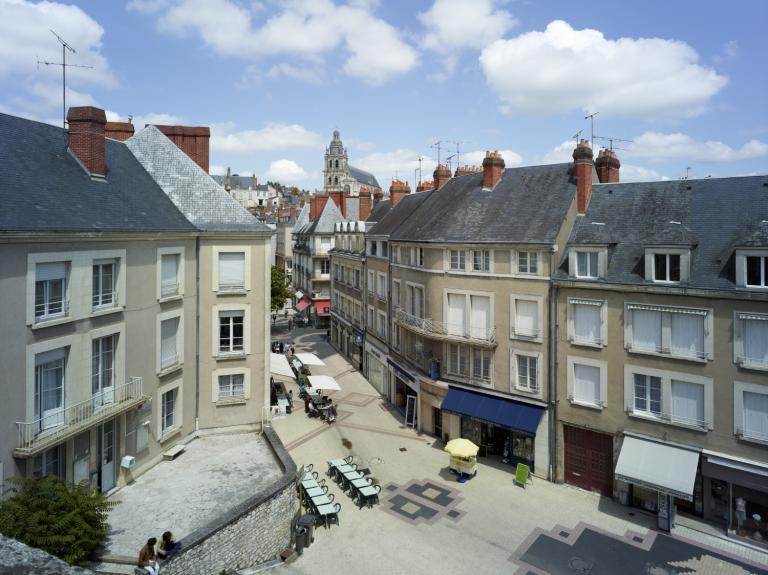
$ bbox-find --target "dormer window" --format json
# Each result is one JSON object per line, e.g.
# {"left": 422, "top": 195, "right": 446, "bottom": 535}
{"left": 577, "top": 252, "right": 598, "bottom": 278}
{"left": 644, "top": 248, "right": 690, "bottom": 283}
{"left": 746, "top": 255, "right": 767, "bottom": 288}
{"left": 654, "top": 253, "right": 680, "bottom": 282}
{"left": 568, "top": 247, "right": 606, "bottom": 279}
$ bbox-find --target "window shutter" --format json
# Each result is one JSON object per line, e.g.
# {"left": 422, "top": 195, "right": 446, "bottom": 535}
{"left": 574, "top": 304, "right": 601, "bottom": 343}
{"left": 509, "top": 352, "right": 518, "bottom": 391}
{"left": 219, "top": 253, "right": 245, "bottom": 287}
{"left": 671, "top": 380, "right": 704, "bottom": 426}
{"left": 36, "top": 262, "right": 66, "bottom": 281}
{"left": 161, "top": 254, "right": 178, "bottom": 294}
{"left": 745, "top": 319, "right": 768, "bottom": 366}
{"left": 447, "top": 294, "right": 465, "bottom": 336}
{"left": 624, "top": 372, "right": 633, "bottom": 412}
{"left": 161, "top": 318, "right": 178, "bottom": 366}
{"left": 670, "top": 313, "right": 704, "bottom": 358}
{"left": 515, "top": 300, "right": 538, "bottom": 337}
{"left": 470, "top": 296, "right": 491, "bottom": 339}
{"left": 743, "top": 391, "right": 768, "bottom": 439}
{"left": 735, "top": 254, "right": 746, "bottom": 286}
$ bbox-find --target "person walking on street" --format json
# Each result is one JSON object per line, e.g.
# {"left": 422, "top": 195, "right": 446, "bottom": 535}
{"left": 284, "top": 310, "right": 288, "bottom": 319}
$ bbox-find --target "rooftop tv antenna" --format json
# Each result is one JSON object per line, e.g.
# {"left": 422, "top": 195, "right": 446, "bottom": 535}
{"left": 415, "top": 155, "right": 423, "bottom": 191}
{"left": 584, "top": 112, "right": 599, "bottom": 149}
{"left": 572, "top": 129, "right": 584, "bottom": 146}
{"left": 37, "top": 30, "right": 94, "bottom": 129}
{"left": 430, "top": 140, "right": 444, "bottom": 165}
{"left": 593, "top": 135, "right": 633, "bottom": 152}
{"left": 450, "top": 140, "right": 468, "bottom": 168}
{"left": 686, "top": 167, "right": 692, "bottom": 179}
{"left": 445, "top": 153, "right": 456, "bottom": 172}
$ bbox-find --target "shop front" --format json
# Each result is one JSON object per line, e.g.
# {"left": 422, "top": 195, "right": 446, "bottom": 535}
{"left": 701, "top": 452, "right": 768, "bottom": 549}
{"left": 350, "top": 328, "right": 363, "bottom": 371}
{"left": 614, "top": 433, "right": 700, "bottom": 532}
{"left": 440, "top": 386, "right": 545, "bottom": 476}
{"left": 364, "top": 342, "right": 388, "bottom": 396}
{"left": 387, "top": 359, "right": 419, "bottom": 428}
{"left": 312, "top": 298, "right": 331, "bottom": 329}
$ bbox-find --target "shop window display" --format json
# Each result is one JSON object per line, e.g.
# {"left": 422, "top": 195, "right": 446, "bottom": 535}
{"left": 731, "top": 487, "right": 767, "bottom": 547}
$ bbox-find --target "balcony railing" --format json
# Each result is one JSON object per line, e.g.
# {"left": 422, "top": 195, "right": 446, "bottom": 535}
{"left": 15, "top": 377, "right": 146, "bottom": 457}
{"left": 394, "top": 308, "right": 496, "bottom": 347}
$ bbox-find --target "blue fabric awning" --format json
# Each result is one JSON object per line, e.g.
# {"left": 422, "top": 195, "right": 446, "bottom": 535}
{"left": 441, "top": 387, "right": 545, "bottom": 434}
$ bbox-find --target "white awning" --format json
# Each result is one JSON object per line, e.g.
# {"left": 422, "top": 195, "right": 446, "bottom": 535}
{"left": 296, "top": 353, "right": 326, "bottom": 366}
{"left": 308, "top": 375, "right": 341, "bottom": 391}
{"left": 270, "top": 353, "right": 294, "bottom": 378}
{"left": 614, "top": 435, "right": 700, "bottom": 501}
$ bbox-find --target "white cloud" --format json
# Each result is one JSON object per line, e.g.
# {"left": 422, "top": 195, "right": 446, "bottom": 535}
{"left": 210, "top": 122, "right": 324, "bottom": 153}
{"left": 265, "top": 63, "right": 323, "bottom": 83}
{"left": 354, "top": 149, "right": 437, "bottom": 185}
{"left": 210, "top": 164, "right": 227, "bottom": 176}
{"left": 147, "top": 0, "right": 417, "bottom": 84}
{"left": 419, "top": 0, "right": 516, "bottom": 53}
{"left": 714, "top": 40, "right": 738, "bottom": 64}
{"left": 461, "top": 149, "right": 523, "bottom": 168}
{"left": 265, "top": 159, "right": 309, "bottom": 183}
{"left": 540, "top": 140, "right": 576, "bottom": 165}
{"left": 620, "top": 164, "right": 668, "bottom": 182}
{"left": 480, "top": 20, "right": 727, "bottom": 119}
{"left": 626, "top": 132, "right": 768, "bottom": 162}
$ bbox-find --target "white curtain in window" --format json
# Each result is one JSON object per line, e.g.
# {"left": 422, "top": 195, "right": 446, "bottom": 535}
{"left": 516, "top": 300, "right": 538, "bottom": 336}
{"left": 470, "top": 296, "right": 490, "bottom": 339}
{"left": 574, "top": 364, "right": 600, "bottom": 405}
{"left": 743, "top": 391, "right": 768, "bottom": 439}
{"left": 633, "top": 310, "right": 662, "bottom": 351}
{"left": 160, "top": 318, "right": 179, "bottom": 367}
{"left": 447, "top": 294, "right": 465, "bottom": 336}
{"left": 161, "top": 254, "right": 178, "bottom": 294}
{"left": 36, "top": 262, "right": 66, "bottom": 281}
{"left": 219, "top": 253, "right": 245, "bottom": 287}
{"left": 671, "top": 380, "right": 704, "bottom": 426}
{"left": 413, "top": 287, "right": 424, "bottom": 318}
{"left": 745, "top": 319, "right": 768, "bottom": 366}
{"left": 671, "top": 314, "right": 704, "bottom": 358}
{"left": 574, "top": 304, "right": 601, "bottom": 343}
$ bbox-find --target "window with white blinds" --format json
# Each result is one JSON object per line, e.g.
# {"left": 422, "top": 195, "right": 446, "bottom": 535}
{"left": 670, "top": 314, "right": 705, "bottom": 359}
{"left": 35, "top": 262, "right": 67, "bottom": 320}
{"left": 218, "top": 252, "right": 245, "bottom": 290}
{"left": 469, "top": 296, "right": 490, "bottom": 339}
{"left": 574, "top": 364, "right": 601, "bottom": 406}
{"left": 743, "top": 391, "right": 768, "bottom": 441}
{"left": 161, "top": 254, "right": 179, "bottom": 297}
{"left": 632, "top": 310, "right": 662, "bottom": 352}
{"left": 160, "top": 317, "right": 179, "bottom": 369}
{"left": 744, "top": 317, "right": 768, "bottom": 368}
{"left": 671, "top": 380, "right": 705, "bottom": 427}
{"left": 573, "top": 303, "right": 602, "bottom": 344}
{"left": 514, "top": 299, "right": 538, "bottom": 337}
{"left": 447, "top": 293, "right": 465, "bottom": 336}
{"left": 627, "top": 304, "right": 710, "bottom": 360}
{"left": 218, "top": 374, "right": 245, "bottom": 400}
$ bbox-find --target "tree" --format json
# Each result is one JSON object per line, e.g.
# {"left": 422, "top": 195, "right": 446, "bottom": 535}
{"left": 271, "top": 266, "right": 290, "bottom": 312}
{"left": 0, "top": 476, "right": 116, "bottom": 565}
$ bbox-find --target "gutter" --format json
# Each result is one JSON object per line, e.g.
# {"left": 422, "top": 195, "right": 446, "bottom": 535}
{"left": 195, "top": 236, "right": 201, "bottom": 430}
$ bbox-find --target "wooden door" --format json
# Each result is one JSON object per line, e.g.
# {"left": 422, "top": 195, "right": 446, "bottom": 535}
{"left": 564, "top": 425, "right": 613, "bottom": 496}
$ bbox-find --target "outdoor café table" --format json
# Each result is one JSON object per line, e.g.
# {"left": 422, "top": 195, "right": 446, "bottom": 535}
{"left": 315, "top": 503, "right": 341, "bottom": 528}
{"left": 356, "top": 485, "right": 380, "bottom": 508}
{"left": 331, "top": 463, "right": 356, "bottom": 481}
{"left": 340, "top": 470, "right": 364, "bottom": 490}
{"left": 301, "top": 478, "right": 320, "bottom": 490}
{"left": 328, "top": 457, "right": 352, "bottom": 468}
{"left": 310, "top": 494, "right": 334, "bottom": 507}
{"left": 349, "top": 477, "right": 371, "bottom": 491}
{"left": 304, "top": 486, "right": 327, "bottom": 498}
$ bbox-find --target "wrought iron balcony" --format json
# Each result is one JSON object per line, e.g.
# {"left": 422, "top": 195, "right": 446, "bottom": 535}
{"left": 394, "top": 309, "right": 496, "bottom": 347}
{"left": 15, "top": 377, "right": 147, "bottom": 458}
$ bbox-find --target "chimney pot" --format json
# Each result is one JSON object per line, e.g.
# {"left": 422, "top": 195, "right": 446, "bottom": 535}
{"left": 389, "top": 179, "right": 411, "bottom": 208}
{"left": 433, "top": 164, "right": 452, "bottom": 190}
{"left": 67, "top": 106, "right": 107, "bottom": 176}
{"left": 105, "top": 121, "right": 135, "bottom": 142}
{"left": 359, "top": 189, "right": 372, "bottom": 220}
{"left": 595, "top": 148, "right": 621, "bottom": 184}
{"left": 482, "top": 151, "right": 505, "bottom": 189}
{"left": 573, "top": 139, "right": 594, "bottom": 213}
{"left": 151, "top": 124, "right": 211, "bottom": 173}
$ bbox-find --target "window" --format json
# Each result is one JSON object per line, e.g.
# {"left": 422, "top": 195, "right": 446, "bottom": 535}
{"left": 569, "top": 299, "right": 605, "bottom": 346}
{"left": 633, "top": 373, "right": 662, "bottom": 417}
{"left": 160, "top": 317, "right": 180, "bottom": 369}
{"left": 392, "top": 247, "right": 401, "bottom": 264}
{"left": 320, "top": 260, "right": 330, "bottom": 275}
{"left": 92, "top": 335, "right": 116, "bottom": 407}
{"left": 746, "top": 255, "right": 767, "bottom": 288}
{"left": 377, "top": 312, "right": 387, "bottom": 339}
{"left": 567, "top": 357, "right": 607, "bottom": 408}
{"left": 515, "top": 353, "right": 538, "bottom": 392}
{"left": 368, "top": 270, "right": 375, "bottom": 294}
{"left": 160, "top": 253, "right": 180, "bottom": 297}
{"left": 218, "top": 374, "right": 245, "bottom": 400}
{"left": 392, "top": 322, "right": 400, "bottom": 349}
{"left": 513, "top": 299, "right": 539, "bottom": 338}
{"left": 377, "top": 273, "right": 387, "bottom": 299}
{"left": 321, "top": 237, "right": 332, "bottom": 252}
{"left": 626, "top": 304, "right": 710, "bottom": 360}
{"left": 381, "top": 242, "right": 388, "bottom": 257}
{"left": 33, "top": 445, "right": 65, "bottom": 479}
{"left": 218, "top": 252, "right": 245, "bottom": 291}
{"left": 735, "top": 313, "right": 768, "bottom": 369}
{"left": 92, "top": 259, "right": 116, "bottom": 309}
{"left": 368, "top": 241, "right": 377, "bottom": 256}
{"left": 471, "top": 250, "right": 490, "bottom": 272}
{"left": 671, "top": 379, "right": 705, "bottom": 427}
{"left": 35, "top": 262, "right": 67, "bottom": 321}
{"left": 409, "top": 247, "right": 424, "bottom": 267}
{"left": 392, "top": 280, "right": 401, "bottom": 309}
{"left": 576, "top": 252, "right": 598, "bottom": 278}
{"left": 473, "top": 348, "right": 491, "bottom": 383}
{"left": 517, "top": 252, "right": 538, "bottom": 274}
{"left": 367, "top": 306, "right": 375, "bottom": 329}
{"left": 449, "top": 250, "right": 466, "bottom": 271}
{"left": 406, "top": 284, "right": 424, "bottom": 318}
{"left": 447, "top": 344, "right": 468, "bottom": 376}
{"left": 35, "top": 349, "right": 66, "bottom": 431}
{"left": 446, "top": 293, "right": 491, "bottom": 340}
{"left": 735, "top": 383, "right": 768, "bottom": 442}
{"left": 161, "top": 388, "right": 177, "bottom": 433}
{"left": 653, "top": 253, "right": 681, "bottom": 282}
{"left": 219, "top": 311, "right": 244, "bottom": 355}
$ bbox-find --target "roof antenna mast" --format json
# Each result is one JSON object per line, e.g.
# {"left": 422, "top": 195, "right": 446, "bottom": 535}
{"left": 584, "top": 111, "right": 599, "bottom": 149}
{"left": 430, "top": 140, "right": 443, "bottom": 166}
{"left": 37, "top": 30, "right": 93, "bottom": 130}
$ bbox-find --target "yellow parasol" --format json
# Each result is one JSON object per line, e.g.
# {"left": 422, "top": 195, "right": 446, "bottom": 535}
{"left": 444, "top": 438, "right": 479, "bottom": 459}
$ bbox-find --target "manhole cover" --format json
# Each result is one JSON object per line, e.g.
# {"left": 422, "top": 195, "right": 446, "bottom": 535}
{"left": 569, "top": 557, "right": 593, "bottom": 574}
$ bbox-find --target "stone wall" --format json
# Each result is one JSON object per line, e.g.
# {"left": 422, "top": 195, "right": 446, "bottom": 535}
{"left": 161, "top": 427, "right": 298, "bottom": 575}
{"left": 0, "top": 534, "right": 96, "bottom": 575}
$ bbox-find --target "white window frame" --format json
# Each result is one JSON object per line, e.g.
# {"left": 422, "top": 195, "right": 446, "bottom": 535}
{"left": 212, "top": 367, "right": 251, "bottom": 403}
{"left": 623, "top": 364, "right": 713, "bottom": 430}
{"left": 734, "top": 311, "right": 768, "bottom": 371}
{"left": 392, "top": 279, "right": 401, "bottom": 310}
{"left": 157, "top": 247, "right": 185, "bottom": 301}
{"left": 92, "top": 258, "right": 117, "bottom": 310}
{"left": 406, "top": 282, "right": 425, "bottom": 319}
{"left": 510, "top": 349, "right": 542, "bottom": 396}
{"left": 377, "top": 272, "right": 387, "bottom": 300}
{"left": 445, "top": 343, "right": 469, "bottom": 378}
{"left": 510, "top": 293, "right": 543, "bottom": 342}
{"left": 158, "top": 379, "right": 182, "bottom": 440}
{"left": 409, "top": 247, "right": 424, "bottom": 267}
{"left": 471, "top": 347, "right": 493, "bottom": 386}
{"left": 214, "top": 304, "right": 250, "bottom": 358}
{"left": 644, "top": 247, "right": 690, "bottom": 283}
{"left": 567, "top": 298, "right": 607, "bottom": 348}
{"left": 736, "top": 249, "right": 768, "bottom": 290}
{"left": 515, "top": 251, "right": 539, "bottom": 275}
{"left": 471, "top": 250, "right": 491, "bottom": 273}
{"left": 33, "top": 261, "right": 69, "bottom": 323}
{"left": 367, "top": 270, "right": 375, "bottom": 295}
{"left": 157, "top": 309, "right": 184, "bottom": 374}
{"left": 213, "top": 246, "right": 251, "bottom": 293}
{"left": 367, "top": 305, "right": 375, "bottom": 331}
{"left": 734, "top": 381, "right": 768, "bottom": 444}
{"left": 566, "top": 356, "right": 608, "bottom": 410}
{"left": 448, "top": 249, "right": 466, "bottom": 271}
{"left": 444, "top": 289, "right": 494, "bottom": 341}
{"left": 568, "top": 247, "right": 607, "bottom": 279}
{"left": 624, "top": 302, "right": 713, "bottom": 361}
{"left": 377, "top": 311, "right": 387, "bottom": 339}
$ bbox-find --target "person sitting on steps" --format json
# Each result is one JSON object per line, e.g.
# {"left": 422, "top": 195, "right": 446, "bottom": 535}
{"left": 137, "top": 538, "right": 160, "bottom": 575}
{"left": 157, "top": 531, "right": 181, "bottom": 560}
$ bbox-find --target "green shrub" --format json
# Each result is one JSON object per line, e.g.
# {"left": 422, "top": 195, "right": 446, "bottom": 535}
{"left": 0, "top": 476, "right": 116, "bottom": 565}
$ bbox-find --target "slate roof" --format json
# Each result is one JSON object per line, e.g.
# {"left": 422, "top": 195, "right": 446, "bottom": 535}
{"left": 367, "top": 199, "right": 391, "bottom": 225}
{"left": 556, "top": 175, "right": 768, "bottom": 290}
{"left": 345, "top": 197, "right": 360, "bottom": 221}
{"left": 367, "top": 191, "right": 433, "bottom": 237}
{"left": 349, "top": 165, "right": 380, "bottom": 189}
{"left": 373, "top": 164, "right": 576, "bottom": 243}
{"left": 304, "top": 196, "right": 345, "bottom": 234}
{"left": 210, "top": 174, "right": 271, "bottom": 192}
{"left": 127, "top": 127, "right": 271, "bottom": 233}
{"left": 0, "top": 113, "right": 196, "bottom": 233}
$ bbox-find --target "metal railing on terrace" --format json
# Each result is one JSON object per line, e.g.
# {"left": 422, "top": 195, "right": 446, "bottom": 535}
{"left": 394, "top": 308, "right": 496, "bottom": 347}
{"left": 15, "top": 377, "right": 146, "bottom": 457}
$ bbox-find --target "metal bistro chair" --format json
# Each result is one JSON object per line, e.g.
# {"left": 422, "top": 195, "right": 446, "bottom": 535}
{"left": 315, "top": 502, "right": 341, "bottom": 529}
{"left": 356, "top": 484, "right": 381, "bottom": 509}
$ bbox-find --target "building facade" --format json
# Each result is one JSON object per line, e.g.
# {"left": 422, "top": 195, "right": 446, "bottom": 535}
{"left": 323, "top": 130, "right": 381, "bottom": 196}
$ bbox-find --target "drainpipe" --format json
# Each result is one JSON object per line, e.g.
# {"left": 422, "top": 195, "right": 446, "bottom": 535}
{"left": 547, "top": 249, "right": 558, "bottom": 483}
{"left": 195, "top": 236, "right": 200, "bottom": 432}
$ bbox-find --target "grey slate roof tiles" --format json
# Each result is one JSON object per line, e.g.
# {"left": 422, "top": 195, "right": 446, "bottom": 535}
{"left": 349, "top": 165, "right": 380, "bottom": 189}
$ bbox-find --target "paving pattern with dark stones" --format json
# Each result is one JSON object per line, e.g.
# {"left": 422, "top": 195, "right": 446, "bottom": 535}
{"left": 509, "top": 522, "right": 768, "bottom": 575}
{"left": 337, "top": 392, "right": 380, "bottom": 407}
{"left": 380, "top": 479, "right": 466, "bottom": 526}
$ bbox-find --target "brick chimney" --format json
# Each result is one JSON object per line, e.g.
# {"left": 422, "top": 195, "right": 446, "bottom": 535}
{"left": 359, "top": 189, "right": 372, "bottom": 220}
{"left": 572, "top": 139, "right": 594, "bottom": 213}
{"left": 151, "top": 125, "right": 210, "bottom": 173}
{"left": 67, "top": 106, "right": 107, "bottom": 177}
{"left": 389, "top": 179, "right": 411, "bottom": 208}
{"left": 595, "top": 149, "right": 620, "bottom": 183}
{"left": 455, "top": 165, "right": 482, "bottom": 177}
{"left": 482, "top": 151, "right": 505, "bottom": 189}
{"left": 373, "top": 187, "right": 384, "bottom": 204}
{"left": 328, "top": 190, "right": 343, "bottom": 217}
{"left": 416, "top": 180, "right": 434, "bottom": 192}
{"left": 310, "top": 195, "right": 329, "bottom": 221}
{"left": 105, "top": 121, "right": 134, "bottom": 142}
{"left": 433, "top": 164, "right": 452, "bottom": 190}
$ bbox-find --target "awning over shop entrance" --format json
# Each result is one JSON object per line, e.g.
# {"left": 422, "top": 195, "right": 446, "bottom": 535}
{"left": 270, "top": 353, "right": 294, "bottom": 378}
{"left": 614, "top": 435, "right": 700, "bottom": 501}
{"left": 440, "top": 387, "right": 544, "bottom": 434}
{"left": 295, "top": 298, "right": 311, "bottom": 312}
{"left": 314, "top": 299, "right": 331, "bottom": 316}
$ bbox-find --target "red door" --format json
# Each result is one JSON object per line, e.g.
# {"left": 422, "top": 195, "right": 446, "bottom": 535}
{"left": 564, "top": 425, "right": 614, "bottom": 496}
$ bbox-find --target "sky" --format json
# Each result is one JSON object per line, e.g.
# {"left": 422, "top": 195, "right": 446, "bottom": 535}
{"left": 1, "top": 0, "right": 767, "bottom": 191}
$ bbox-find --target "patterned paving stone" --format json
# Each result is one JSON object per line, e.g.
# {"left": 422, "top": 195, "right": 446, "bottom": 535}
{"left": 380, "top": 479, "right": 466, "bottom": 527}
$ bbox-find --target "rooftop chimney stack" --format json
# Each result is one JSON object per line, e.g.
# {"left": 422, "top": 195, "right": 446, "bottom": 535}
{"left": 482, "top": 151, "right": 505, "bottom": 189}
{"left": 67, "top": 106, "right": 107, "bottom": 177}
{"left": 433, "top": 164, "right": 452, "bottom": 190}
{"left": 373, "top": 187, "right": 384, "bottom": 204}
{"left": 416, "top": 180, "right": 434, "bottom": 193}
{"left": 359, "top": 189, "right": 372, "bottom": 220}
{"left": 455, "top": 165, "right": 482, "bottom": 177}
{"left": 595, "top": 149, "right": 621, "bottom": 184}
{"left": 389, "top": 179, "right": 411, "bottom": 208}
{"left": 573, "top": 139, "right": 595, "bottom": 213}
{"left": 105, "top": 121, "right": 134, "bottom": 142}
{"left": 328, "top": 190, "right": 344, "bottom": 217}
{"left": 151, "top": 125, "right": 211, "bottom": 173}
